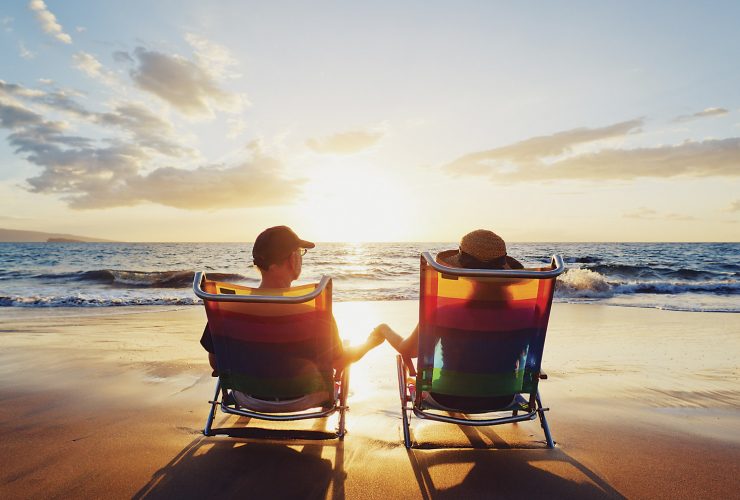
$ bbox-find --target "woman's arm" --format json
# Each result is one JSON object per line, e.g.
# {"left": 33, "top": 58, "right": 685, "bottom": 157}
{"left": 375, "top": 323, "right": 418, "bottom": 358}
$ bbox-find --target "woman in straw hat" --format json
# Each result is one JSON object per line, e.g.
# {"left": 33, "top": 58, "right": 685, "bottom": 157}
{"left": 373, "top": 229, "right": 523, "bottom": 358}
{"left": 372, "top": 229, "right": 523, "bottom": 410}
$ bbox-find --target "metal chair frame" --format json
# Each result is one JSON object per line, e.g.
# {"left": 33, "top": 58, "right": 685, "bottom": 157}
{"left": 397, "top": 253, "right": 565, "bottom": 449}
{"left": 194, "top": 272, "right": 350, "bottom": 439}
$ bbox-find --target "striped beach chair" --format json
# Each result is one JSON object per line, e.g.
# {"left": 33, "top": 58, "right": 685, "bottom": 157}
{"left": 193, "top": 272, "right": 349, "bottom": 438}
{"left": 396, "top": 251, "right": 565, "bottom": 448}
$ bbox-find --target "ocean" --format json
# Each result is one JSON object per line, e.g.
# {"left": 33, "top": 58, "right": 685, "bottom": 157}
{"left": 0, "top": 242, "right": 738, "bottom": 312}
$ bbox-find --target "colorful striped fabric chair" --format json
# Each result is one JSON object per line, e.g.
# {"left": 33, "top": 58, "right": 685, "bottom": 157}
{"left": 396, "top": 252, "right": 565, "bottom": 448}
{"left": 193, "top": 272, "right": 349, "bottom": 438}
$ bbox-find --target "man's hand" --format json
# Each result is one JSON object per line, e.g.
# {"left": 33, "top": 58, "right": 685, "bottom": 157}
{"left": 367, "top": 326, "right": 386, "bottom": 347}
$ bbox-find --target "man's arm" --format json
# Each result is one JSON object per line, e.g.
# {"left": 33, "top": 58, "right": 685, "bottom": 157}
{"left": 333, "top": 327, "right": 385, "bottom": 370}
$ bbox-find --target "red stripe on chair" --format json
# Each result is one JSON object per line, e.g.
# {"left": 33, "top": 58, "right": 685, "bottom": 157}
{"left": 423, "top": 296, "right": 539, "bottom": 331}
{"left": 205, "top": 310, "right": 332, "bottom": 343}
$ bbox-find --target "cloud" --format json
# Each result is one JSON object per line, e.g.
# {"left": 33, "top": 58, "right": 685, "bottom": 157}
{"left": 306, "top": 130, "right": 384, "bottom": 154}
{"left": 185, "top": 33, "right": 240, "bottom": 80}
{"left": 18, "top": 41, "right": 35, "bottom": 59}
{"left": 226, "top": 117, "right": 246, "bottom": 139}
{"left": 127, "top": 46, "right": 244, "bottom": 116}
{"left": 674, "top": 107, "right": 729, "bottom": 123}
{"left": 2, "top": 80, "right": 188, "bottom": 156}
{"left": 28, "top": 0, "right": 72, "bottom": 44}
{"left": 623, "top": 207, "right": 695, "bottom": 221}
{"left": 0, "top": 101, "right": 46, "bottom": 129}
{"left": 123, "top": 157, "right": 302, "bottom": 210}
{"left": 725, "top": 200, "right": 740, "bottom": 212}
{"left": 73, "top": 51, "right": 117, "bottom": 86}
{"left": 113, "top": 50, "right": 134, "bottom": 64}
{"left": 0, "top": 80, "right": 46, "bottom": 99}
{"left": 443, "top": 119, "right": 740, "bottom": 182}
{"left": 96, "top": 102, "right": 193, "bottom": 157}
{"left": 1, "top": 90, "right": 300, "bottom": 210}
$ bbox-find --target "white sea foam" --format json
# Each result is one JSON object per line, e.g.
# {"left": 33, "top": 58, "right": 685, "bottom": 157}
{"left": 556, "top": 268, "right": 614, "bottom": 298}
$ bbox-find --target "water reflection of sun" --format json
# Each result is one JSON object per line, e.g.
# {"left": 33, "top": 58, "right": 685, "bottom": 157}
{"left": 333, "top": 301, "right": 388, "bottom": 395}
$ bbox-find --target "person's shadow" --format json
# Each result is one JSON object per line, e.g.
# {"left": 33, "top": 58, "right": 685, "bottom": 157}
{"left": 407, "top": 423, "right": 626, "bottom": 499}
{"left": 134, "top": 417, "right": 345, "bottom": 500}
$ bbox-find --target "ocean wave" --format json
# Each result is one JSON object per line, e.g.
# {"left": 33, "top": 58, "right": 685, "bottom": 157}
{"left": 0, "top": 295, "right": 201, "bottom": 307}
{"left": 581, "top": 263, "right": 727, "bottom": 281}
{"left": 556, "top": 269, "right": 614, "bottom": 298}
{"left": 556, "top": 268, "right": 739, "bottom": 299}
{"left": 564, "top": 256, "right": 602, "bottom": 264}
{"left": 33, "top": 270, "right": 251, "bottom": 288}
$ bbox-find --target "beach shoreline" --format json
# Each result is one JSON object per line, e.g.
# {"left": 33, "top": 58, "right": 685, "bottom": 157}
{"left": 1, "top": 302, "right": 738, "bottom": 498}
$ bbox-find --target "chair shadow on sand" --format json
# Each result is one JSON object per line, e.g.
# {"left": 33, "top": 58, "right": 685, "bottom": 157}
{"left": 406, "top": 420, "right": 627, "bottom": 499}
{"left": 133, "top": 416, "right": 346, "bottom": 500}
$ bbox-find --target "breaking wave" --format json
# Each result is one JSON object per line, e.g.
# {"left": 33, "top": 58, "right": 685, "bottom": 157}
{"left": 35, "top": 270, "right": 251, "bottom": 288}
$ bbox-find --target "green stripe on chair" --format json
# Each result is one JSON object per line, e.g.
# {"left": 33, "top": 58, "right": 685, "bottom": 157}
{"left": 420, "top": 367, "right": 539, "bottom": 397}
{"left": 220, "top": 371, "right": 335, "bottom": 398}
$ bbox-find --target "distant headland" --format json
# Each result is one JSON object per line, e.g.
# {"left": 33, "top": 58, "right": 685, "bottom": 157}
{"left": 0, "top": 228, "right": 117, "bottom": 243}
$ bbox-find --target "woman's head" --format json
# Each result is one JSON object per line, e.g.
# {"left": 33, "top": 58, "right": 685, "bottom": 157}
{"left": 437, "top": 229, "right": 522, "bottom": 270}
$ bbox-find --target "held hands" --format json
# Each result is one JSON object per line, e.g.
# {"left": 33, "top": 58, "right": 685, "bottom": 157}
{"left": 367, "top": 324, "right": 388, "bottom": 348}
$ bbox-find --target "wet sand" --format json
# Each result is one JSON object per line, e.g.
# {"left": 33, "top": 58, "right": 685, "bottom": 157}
{"left": 0, "top": 302, "right": 738, "bottom": 499}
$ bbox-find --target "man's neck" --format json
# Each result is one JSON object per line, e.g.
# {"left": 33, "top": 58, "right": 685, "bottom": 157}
{"left": 259, "top": 275, "right": 293, "bottom": 289}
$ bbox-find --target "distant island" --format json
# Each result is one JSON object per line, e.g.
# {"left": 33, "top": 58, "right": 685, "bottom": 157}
{"left": 0, "top": 228, "right": 117, "bottom": 243}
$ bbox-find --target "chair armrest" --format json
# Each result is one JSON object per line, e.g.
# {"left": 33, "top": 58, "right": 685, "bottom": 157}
{"left": 539, "top": 370, "right": 548, "bottom": 380}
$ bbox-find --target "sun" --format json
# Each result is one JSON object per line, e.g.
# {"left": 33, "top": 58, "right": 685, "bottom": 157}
{"left": 300, "top": 163, "right": 419, "bottom": 242}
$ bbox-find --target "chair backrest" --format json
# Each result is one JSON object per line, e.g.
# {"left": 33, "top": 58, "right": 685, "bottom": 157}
{"left": 416, "top": 253, "right": 564, "bottom": 403}
{"left": 194, "top": 273, "right": 336, "bottom": 398}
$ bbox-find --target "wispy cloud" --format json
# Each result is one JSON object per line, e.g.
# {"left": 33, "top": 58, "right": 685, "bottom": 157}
{"left": 1, "top": 16, "right": 13, "bottom": 33}
{"left": 18, "top": 41, "right": 35, "bottom": 59}
{"left": 72, "top": 51, "right": 118, "bottom": 86}
{"left": 28, "top": 0, "right": 72, "bottom": 44}
{"left": 443, "top": 118, "right": 740, "bottom": 182}
{"left": 306, "top": 129, "right": 384, "bottom": 154}
{"left": 674, "top": 107, "right": 729, "bottom": 123}
{"left": 126, "top": 45, "right": 245, "bottom": 117}
{"left": 623, "top": 207, "right": 695, "bottom": 221}
{"left": 185, "top": 33, "right": 240, "bottom": 80}
{"left": 725, "top": 199, "right": 740, "bottom": 212}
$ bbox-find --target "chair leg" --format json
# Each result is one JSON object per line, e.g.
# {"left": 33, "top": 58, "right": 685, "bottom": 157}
{"left": 397, "top": 355, "right": 413, "bottom": 448}
{"left": 402, "top": 407, "right": 412, "bottom": 449}
{"left": 337, "top": 365, "right": 350, "bottom": 439}
{"left": 203, "top": 378, "right": 221, "bottom": 436}
{"left": 536, "top": 391, "right": 555, "bottom": 448}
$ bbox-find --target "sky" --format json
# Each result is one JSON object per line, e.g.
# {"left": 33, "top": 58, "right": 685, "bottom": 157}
{"left": 0, "top": 1, "right": 739, "bottom": 242}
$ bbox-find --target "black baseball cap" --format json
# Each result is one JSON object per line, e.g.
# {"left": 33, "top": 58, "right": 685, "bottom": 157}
{"left": 252, "top": 225, "right": 315, "bottom": 269}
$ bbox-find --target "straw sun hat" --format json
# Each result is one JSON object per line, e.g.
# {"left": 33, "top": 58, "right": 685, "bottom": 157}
{"left": 437, "top": 229, "right": 519, "bottom": 269}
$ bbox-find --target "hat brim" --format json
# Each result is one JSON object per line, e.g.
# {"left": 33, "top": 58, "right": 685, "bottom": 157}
{"left": 297, "top": 239, "right": 315, "bottom": 249}
{"left": 436, "top": 249, "right": 463, "bottom": 268}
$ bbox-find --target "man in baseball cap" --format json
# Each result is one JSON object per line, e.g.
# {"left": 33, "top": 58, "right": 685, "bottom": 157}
{"left": 252, "top": 225, "right": 315, "bottom": 273}
{"left": 201, "top": 225, "right": 383, "bottom": 392}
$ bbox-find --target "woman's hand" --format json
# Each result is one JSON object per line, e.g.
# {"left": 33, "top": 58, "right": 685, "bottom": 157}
{"left": 367, "top": 325, "right": 386, "bottom": 347}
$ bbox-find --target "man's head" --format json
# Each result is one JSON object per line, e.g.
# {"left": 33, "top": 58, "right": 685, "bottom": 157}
{"left": 252, "top": 226, "right": 315, "bottom": 280}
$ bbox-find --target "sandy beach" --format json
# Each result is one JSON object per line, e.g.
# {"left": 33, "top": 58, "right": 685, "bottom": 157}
{"left": 0, "top": 301, "right": 738, "bottom": 499}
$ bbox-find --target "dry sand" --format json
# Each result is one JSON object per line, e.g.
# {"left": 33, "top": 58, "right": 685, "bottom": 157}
{"left": 0, "top": 302, "right": 738, "bottom": 499}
